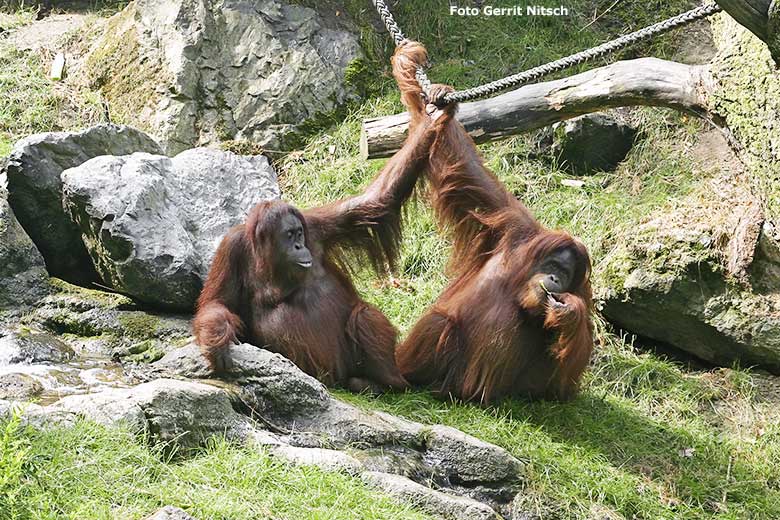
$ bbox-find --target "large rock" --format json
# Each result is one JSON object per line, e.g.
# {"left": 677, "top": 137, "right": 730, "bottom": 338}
{"left": 600, "top": 254, "right": 780, "bottom": 371}
{"left": 154, "top": 343, "right": 329, "bottom": 415}
{"left": 0, "top": 183, "right": 50, "bottom": 307}
{"left": 598, "top": 138, "right": 780, "bottom": 373}
{"left": 83, "top": 0, "right": 363, "bottom": 154}
{"left": 61, "top": 148, "right": 279, "bottom": 311}
{"left": 710, "top": 14, "right": 780, "bottom": 222}
{"left": 152, "top": 343, "right": 525, "bottom": 516}
{"left": 3, "top": 124, "right": 162, "bottom": 284}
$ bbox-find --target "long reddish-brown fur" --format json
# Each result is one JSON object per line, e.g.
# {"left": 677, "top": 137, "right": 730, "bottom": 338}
{"left": 394, "top": 43, "right": 594, "bottom": 403}
{"left": 193, "top": 42, "right": 449, "bottom": 391}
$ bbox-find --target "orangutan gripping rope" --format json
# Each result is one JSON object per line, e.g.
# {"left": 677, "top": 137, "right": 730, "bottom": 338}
{"left": 193, "top": 42, "right": 451, "bottom": 393}
{"left": 395, "top": 43, "right": 594, "bottom": 403}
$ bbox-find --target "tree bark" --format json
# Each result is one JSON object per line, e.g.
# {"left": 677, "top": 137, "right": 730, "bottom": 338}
{"left": 362, "top": 58, "right": 714, "bottom": 159}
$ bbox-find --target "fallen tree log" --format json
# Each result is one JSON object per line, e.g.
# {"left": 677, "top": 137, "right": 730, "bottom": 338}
{"left": 361, "top": 58, "right": 714, "bottom": 159}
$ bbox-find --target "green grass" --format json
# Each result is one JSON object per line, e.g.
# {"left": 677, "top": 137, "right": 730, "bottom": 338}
{"left": 0, "top": 415, "right": 433, "bottom": 520}
{"left": 0, "top": 41, "right": 103, "bottom": 153}
{"left": 3, "top": 0, "right": 779, "bottom": 518}
{"left": 336, "top": 330, "right": 780, "bottom": 519}
{"left": 0, "top": 7, "right": 104, "bottom": 157}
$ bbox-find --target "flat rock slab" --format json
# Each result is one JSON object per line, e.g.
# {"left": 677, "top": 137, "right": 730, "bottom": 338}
{"left": 362, "top": 471, "right": 500, "bottom": 520}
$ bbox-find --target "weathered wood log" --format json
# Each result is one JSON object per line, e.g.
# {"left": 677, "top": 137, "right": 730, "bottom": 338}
{"left": 716, "top": 0, "right": 780, "bottom": 63}
{"left": 361, "top": 58, "right": 714, "bottom": 159}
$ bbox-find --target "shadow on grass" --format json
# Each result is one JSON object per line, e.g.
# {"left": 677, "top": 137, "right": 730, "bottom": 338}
{"left": 499, "top": 392, "right": 777, "bottom": 515}
{"left": 342, "top": 386, "right": 779, "bottom": 516}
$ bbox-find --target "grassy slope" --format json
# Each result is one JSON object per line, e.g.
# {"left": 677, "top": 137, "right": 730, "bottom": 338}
{"left": 0, "top": 9, "right": 104, "bottom": 156}
{"left": 1, "top": 1, "right": 779, "bottom": 519}
{"left": 0, "top": 415, "right": 431, "bottom": 520}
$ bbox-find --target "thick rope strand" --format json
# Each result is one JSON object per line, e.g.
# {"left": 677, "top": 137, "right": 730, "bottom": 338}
{"left": 444, "top": 3, "right": 722, "bottom": 104}
{"left": 371, "top": 0, "right": 722, "bottom": 105}
{"left": 371, "top": 0, "right": 406, "bottom": 45}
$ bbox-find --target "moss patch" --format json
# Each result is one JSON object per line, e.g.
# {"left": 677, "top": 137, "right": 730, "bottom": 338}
{"left": 117, "top": 313, "right": 162, "bottom": 340}
{"left": 48, "top": 277, "right": 132, "bottom": 309}
{"left": 83, "top": 3, "right": 171, "bottom": 132}
{"left": 710, "top": 14, "right": 780, "bottom": 220}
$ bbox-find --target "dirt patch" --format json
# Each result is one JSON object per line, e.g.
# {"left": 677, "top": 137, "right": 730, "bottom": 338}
{"left": 6, "top": 13, "right": 86, "bottom": 51}
{"left": 750, "top": 371, "right": 780, "bottom": 404}
{"left": 671, "top": 19, "right": 717, "bottom": 65}
{"left": 690, "top": 128, "right": 744, "bottom": 173}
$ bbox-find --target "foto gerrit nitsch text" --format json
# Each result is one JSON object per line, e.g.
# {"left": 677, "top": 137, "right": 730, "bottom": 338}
{"left": 449, "top": 5, "right": 570, "bottom": 17}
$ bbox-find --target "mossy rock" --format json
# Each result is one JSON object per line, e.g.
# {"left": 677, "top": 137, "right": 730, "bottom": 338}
{"left": 598, "top": 201, "right": 780, "bottom": 372}
{"left": 710, "top": 14, "right": 780, "bottom": 221}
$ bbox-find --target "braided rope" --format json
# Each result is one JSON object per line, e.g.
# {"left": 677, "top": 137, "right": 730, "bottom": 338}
{"left": 371, "top": 0, "right": 406, "bottom": 45}
{"left": 371, "top": 1, "right": 722, "bottom": 105}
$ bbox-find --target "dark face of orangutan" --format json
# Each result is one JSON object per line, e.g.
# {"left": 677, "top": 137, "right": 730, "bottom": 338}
{"left": 272, "top": 213, "right": 313, "bottom": 271}
{"left": 538, "top": 247, "right": 577, "bottom": 294}
{"left": 520, "top": 245, "right": 584, "bottom": 315}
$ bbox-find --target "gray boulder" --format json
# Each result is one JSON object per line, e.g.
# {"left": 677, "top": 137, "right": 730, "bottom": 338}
{"left": 598, "top": 192, "right": 780, "bottom": 372}
{"left": 3, "top": 124, "right": 162, "bottom": 283}
{"left": 600, "top": 260, "right": 780, "bottom": 372}
{"left": 0, "top": 184, "right": 50, "bottom": 307}
{"left": 551, "top": 112, "right": 637, "bottom": 175}
{"left": 154, "top": 343, "right": 329, "bottom": 415}
{"left": 61, "top": 148, "right": 279, "bottom": 311}
{"left": 84, "top": 0, "right": 363, "bottom": 154}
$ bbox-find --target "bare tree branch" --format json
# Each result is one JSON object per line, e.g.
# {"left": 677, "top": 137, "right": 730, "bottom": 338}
{"left": 361, "top": 58, "right": 714, "bottom": 159}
